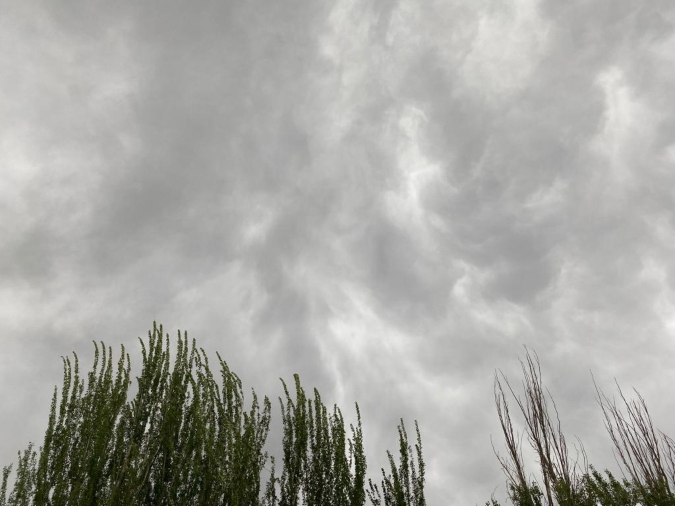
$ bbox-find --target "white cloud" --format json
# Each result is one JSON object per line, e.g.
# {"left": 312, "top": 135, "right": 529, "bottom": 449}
{"left": 458, "top": 0, "right": 550, "bottom": 103}
{"left": 383, "top": 104, "right": 445, "bottom": 236}
{"left": 592, "top": 66, "right": 645, "bottom": 184}
{"left": 312, "top": 0, "right": 380, "bottom": 147}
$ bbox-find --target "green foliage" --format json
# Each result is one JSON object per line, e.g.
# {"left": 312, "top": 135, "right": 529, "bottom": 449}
{"left": 1, "top": 323, "right": 423, "bottom": 506}
{"left": 367, "top": 420, "right": 425, "bottom": 506}
{"left": 11, "top": 323, "right": 675, "bottom": 506}
{"left": 271, "top": 375, "right": 367, "bottom": 506}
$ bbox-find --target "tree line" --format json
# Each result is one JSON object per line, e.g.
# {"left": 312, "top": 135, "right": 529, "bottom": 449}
{"left": 1, "top": 323, "right": 673, "bottom": 505}
{"left": 1, "top": 323, "right": 423, "bottom": 506}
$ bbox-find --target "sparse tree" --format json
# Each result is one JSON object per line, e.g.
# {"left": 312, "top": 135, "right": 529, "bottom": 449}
{"left": 491, "top": 347, "right": 675, "bottom": 506}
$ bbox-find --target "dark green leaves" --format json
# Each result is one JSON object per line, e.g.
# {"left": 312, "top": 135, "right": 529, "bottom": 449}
{"left": 367, "top": 420, "right": 425, "bottom": 506}
{"left": 1, "top": 322, "right": 424, "bottom": 506}
{"left": 275, "top": 376, "right": 369, "bottom": 506}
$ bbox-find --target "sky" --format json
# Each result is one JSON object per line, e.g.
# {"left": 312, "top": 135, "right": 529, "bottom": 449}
{"left": 1, "top": 1, "right": 675, "bottom": 504}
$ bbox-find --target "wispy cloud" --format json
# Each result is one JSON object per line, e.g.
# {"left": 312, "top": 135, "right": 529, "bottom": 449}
{"left": 1, "top": 1, "right": 675, "bottom": 503}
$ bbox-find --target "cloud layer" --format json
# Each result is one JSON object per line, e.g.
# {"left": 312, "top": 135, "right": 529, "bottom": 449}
{"left": 2, "top": 1, "right": 675, "bottom": 503}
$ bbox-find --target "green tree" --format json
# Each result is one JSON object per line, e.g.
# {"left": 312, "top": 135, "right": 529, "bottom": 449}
{"left": 271, "top": 375, "right": 366, "bottom": 506}
{"left": 367, "top": 420, "right": 425, "bottom": 506}
{"left": 1, "top": 322, "right": 423, "bottom": 506}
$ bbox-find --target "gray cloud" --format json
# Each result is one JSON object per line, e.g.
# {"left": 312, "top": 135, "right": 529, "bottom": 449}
{"left": 2, "top": 1, "right": 675, "bottom": 504}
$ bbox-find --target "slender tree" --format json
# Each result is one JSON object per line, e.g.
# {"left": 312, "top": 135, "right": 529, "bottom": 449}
{"left": 491, "top": 347, "right": 675, "bottom": 506}
{"left": 274, "top": 375, "right": 368, "bottom": 506}
{"left": 1, "top": 323, "right": 424, "bottom": 506}
{"left": 367, "top": 420, "right": 425, "bottom": 506}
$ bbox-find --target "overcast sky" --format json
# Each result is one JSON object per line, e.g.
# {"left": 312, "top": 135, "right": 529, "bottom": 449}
{"left": 2, "top": 1, "right": 675, "bottom": 504}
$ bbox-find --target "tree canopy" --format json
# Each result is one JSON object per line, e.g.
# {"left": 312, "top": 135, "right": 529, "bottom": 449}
{"left": 1, "top": 323, "right": 424, "bottom": 506}
{"left": 3, "top": 324, "right": 673, "bottom": 505}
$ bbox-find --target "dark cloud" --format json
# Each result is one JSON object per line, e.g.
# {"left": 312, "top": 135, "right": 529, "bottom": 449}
{"left": 2, "top": 2, "right": 675, "bottom": 504}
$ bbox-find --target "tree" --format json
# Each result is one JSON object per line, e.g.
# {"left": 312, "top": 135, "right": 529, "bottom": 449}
{"left": 366, "top": 420, "right": 425, "bottom": 506}
{"left": 490, "top": 347, "right": 675, "bottom": 506}
{"left": 1, "top": 322, "right": 424, "bottom": 506}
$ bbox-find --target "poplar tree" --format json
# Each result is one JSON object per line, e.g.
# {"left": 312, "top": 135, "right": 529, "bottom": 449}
{"left": 490, "top": 348, "right": 675, "bottom": 506}
{"left": 1, "top": 323, "right": 424, "bottom": 506}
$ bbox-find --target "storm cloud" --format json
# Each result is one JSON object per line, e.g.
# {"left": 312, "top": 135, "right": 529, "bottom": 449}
{"left": 2, "top": 1, "right": 675, "bottom": 503}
